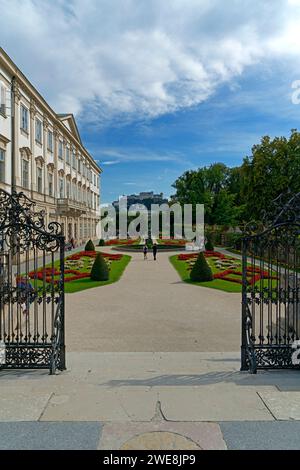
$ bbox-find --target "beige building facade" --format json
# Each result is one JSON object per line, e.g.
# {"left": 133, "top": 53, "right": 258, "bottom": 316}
{"left": 0, "top": 48, "right": 101, "bottom": 244}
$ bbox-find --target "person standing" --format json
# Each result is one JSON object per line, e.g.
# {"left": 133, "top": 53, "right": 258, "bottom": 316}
{"left": 143, "top": 244, "right": 148, "bottom": 260}
{"left": 152, "top": 243, "right": 158, "bottom": 261}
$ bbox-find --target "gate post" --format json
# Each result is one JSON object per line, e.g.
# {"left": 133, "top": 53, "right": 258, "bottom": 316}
{"left": 241, "top": 237, "right": 248, "bottom": 371}
{"left": 59, "top": 236, "right": 66, "bottom": 371}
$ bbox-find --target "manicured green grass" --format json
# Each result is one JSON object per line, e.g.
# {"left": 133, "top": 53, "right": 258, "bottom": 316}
{"left": 170, "top": 254, "right": 278, "bottom": 293}
{"left": 30, "top": 253, "right": 131, "bottom": 294}
{"left": 64, "top": 255, "right": 131, "bottom": 293}
{"left": 170, "top": 255, "right": 242, "bottom": 292}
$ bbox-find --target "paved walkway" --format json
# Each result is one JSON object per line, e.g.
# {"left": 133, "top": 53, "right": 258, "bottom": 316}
{"left": 66, "top": 248, "right": 241, "bottom": 352}
{"left": 1, "top": 247, "right": 300, "bottom": 450}
{"left": 1, "top": 352, "right": 300, "bottom": 449}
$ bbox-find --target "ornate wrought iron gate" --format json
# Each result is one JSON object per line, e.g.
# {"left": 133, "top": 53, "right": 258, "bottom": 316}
{"left": 241, "top": 193, "right": 300, "bottom": 373}
{"left": 0, "top": 190, "right": 65, "bottom": 374}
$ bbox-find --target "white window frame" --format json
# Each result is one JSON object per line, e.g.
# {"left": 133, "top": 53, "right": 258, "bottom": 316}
{"left": 59, "top": 177, "right": 64, "bottom": 198}
{"left": 20, "top": 105, "right": 29, "bottom": 132}
{"left": 0, "top": 148, "right": 5, "bottom": 182}
{"left": 48, "top": 172, "right": 53, "bottom": 197}
{"left": 35, "top": 118, "right": 42, "bottom": 144}
{"left": 47, "top": 130, "right": 53, "bottom": 152}
{"left": 37, "top": 167, "right": 43, "bottom": 193}
{"left": 22, "top": 159, "right": 29, "bottom": 189}
{"left": 58, "top": 140, "right": 63, "bottom": 159}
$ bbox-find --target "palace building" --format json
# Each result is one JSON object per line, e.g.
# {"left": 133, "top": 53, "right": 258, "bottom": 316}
{"left": 0, "top": 48, "right": 101, "bottom": 244}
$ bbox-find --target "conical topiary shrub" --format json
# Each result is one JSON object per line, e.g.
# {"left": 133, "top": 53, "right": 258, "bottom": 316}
{"left": 85, "top": 239, "right": 95, "bottom": 251}
{"left": 205, "top": 239, "right": 214, "bottom": 251}
{"left": 190, "top": 252, "right": 213, "bottom": 282}
{"left": 90, "top": 253, "right": 109, "bottom": 281}
{"left": 98, "top": 239, "right": 105, "bottom": 246}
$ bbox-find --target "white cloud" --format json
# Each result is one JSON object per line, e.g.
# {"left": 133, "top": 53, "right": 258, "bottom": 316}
{"left": 1, "top": 0, "right": 300, "bottom": 125}
{"left": 93, "top": 147, "right": 189, "bottom": 164}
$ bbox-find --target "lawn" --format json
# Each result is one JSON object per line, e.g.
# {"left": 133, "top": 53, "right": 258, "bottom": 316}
{"left": 29, "top": 250, "right": 131, "bottom": 294}
{"left": 170, "top": 251, "right": 278, "bottom": 293}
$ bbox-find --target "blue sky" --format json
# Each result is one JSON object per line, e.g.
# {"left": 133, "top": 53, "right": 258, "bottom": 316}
{"left": 1, "top": 0, "right": 300, "bottom": 203}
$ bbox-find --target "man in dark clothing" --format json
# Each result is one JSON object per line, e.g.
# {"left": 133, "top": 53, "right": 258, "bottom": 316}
{"left": 153, "top": 243, "right": 158, "bottom": 261}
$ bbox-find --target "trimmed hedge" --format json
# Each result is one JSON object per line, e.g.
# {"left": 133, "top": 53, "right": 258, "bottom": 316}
{"left": 85, "top": 239, "right": 95, "bottom": 251}
{"left": 190, "top": 252, "right": 213, "bottom": 282}
{"left": 205, "top": 239, "right": 214, "bottom": 251}
{"left": 90, "top": 253, "right": 109, "bottom": 281}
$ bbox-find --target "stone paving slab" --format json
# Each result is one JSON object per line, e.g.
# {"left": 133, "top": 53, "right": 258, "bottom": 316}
{"left": 159, "top": 386, "right": 275, "bottom": 421}
{"left": 40, "top": 387, "right": 159, "bottom": 422}
{"left": 0, "top": 392, "right": 52, "bottom": 421}
{"left": 2, "top": 353, "right": 300, "bottom": 424}
{"left": 99, "top": 422, "right": 226, "bottom": 450}
{"left": 220, "top": 421, "right": 300, "bottom": 450}
{"left": 258, "top": 392, "right": 300, "bottom": 420}
{"left": 0, "top": 422, "right": 102, "bottom": 450}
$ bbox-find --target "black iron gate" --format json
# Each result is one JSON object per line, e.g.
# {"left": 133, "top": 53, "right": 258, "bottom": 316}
{"left": 0, "top": 189, "right": 65, "bottom": 374}
{"left": 241, "top": 193, "right": 300, "bottom": 373}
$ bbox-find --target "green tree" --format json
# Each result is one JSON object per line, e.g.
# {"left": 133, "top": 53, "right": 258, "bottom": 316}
{"left": 85, "top": 239, "right": 95, "bottom": 251}
{"left": 190, "top": 252, "right": 213, "bottom": 282}
{"left": 241, "top": 130, "right": 300, "bottom": 220}
{"left": 90, "top": 253, "right": 109, "bottom": 281}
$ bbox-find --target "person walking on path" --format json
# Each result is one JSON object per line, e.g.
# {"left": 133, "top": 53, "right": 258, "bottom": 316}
{"left": 143, "top": 244, "right": 148, "bottom": 260}
{"left": 153, "top": 243, "right": 158, "bottom": 261}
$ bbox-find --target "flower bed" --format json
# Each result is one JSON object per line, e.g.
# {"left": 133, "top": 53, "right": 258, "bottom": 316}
{"left": 178, "top": 251, "right": 225, "bottom": 261}
{"left": 176, "top": 251, "right": 279, "bottom": 287}
{"left": 29, "top": 251, "right": 124, "bottom": 285}
{"left": 105, "top": 239, "right": 136, "bottom": 246}
{"left": 29, "top": 268, "right": 90, "bottom": 284}
{"left": 160, "top": 239, "right": 186, "bottom": 245}
{"left": 68, "top": 250, "right": 122, "bottom": 261}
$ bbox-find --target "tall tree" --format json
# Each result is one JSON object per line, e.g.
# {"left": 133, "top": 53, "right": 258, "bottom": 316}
{"left": 241, "top": 130, "right": 300, "bottom": 220}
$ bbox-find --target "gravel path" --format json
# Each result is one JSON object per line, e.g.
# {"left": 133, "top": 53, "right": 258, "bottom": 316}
{"left": 66, "top": 248, "right": 241, "bottom": 352}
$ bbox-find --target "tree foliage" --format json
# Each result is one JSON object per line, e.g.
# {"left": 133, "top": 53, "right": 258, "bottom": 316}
{"left": 171, "top": 130, "right": 300, "bottom": 226}
{"left": 90, "top": 253, "right": 109, "bottom": 281}
{"left": 190, "top": 252, "right": 213, "bottom": 282}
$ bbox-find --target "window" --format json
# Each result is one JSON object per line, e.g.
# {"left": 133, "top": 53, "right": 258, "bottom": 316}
{"left": 59, "top": 178, "right": 64, "bottom": 198}
{"left": 78, "top": 159, "right": 81, "bottom": 173}
{"left": 35, "top": 118, "right": 42, "bottom": 144}
{"left": 47, "top": 130, "right": 53, "bottom": 152}
{"left": 66, "top": 180, "right": 71, "bottom": 198}
{"left": 0, "top": 149, "right": 5, "bottom": 182}
{"left": 72, "top": 182, "right": 77, "bottom": 200}
{"left": 72, "top": 151, "right": 76, "bottom": 169}
{"left": 58, "top": 140, "right": 63, "bottom": 159}
{"left": 66, "top": 147, "right": 70, "bottom": 165}
{"left": 48, "top": 173, "right": 53, "bottom": 197}
{"left": 0, "top": 85, "right": 6, "bottom": 115}
{"left": 20, "top": 105, "right": 29, "bottom": 132}
{"left": 37, "top": 167, "right": 43, "bottom": 193}
{"left": 82, "top": 164, "right": 86, "bottom": 177}
{"left": 22, "top": 159, "right": 29, "bottom": 189}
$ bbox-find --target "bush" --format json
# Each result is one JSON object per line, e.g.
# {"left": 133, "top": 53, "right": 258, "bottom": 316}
{"left": 190, "top": 252, "right": 213, "bottom": 282}
{"left": 90, "top": 253, "right": 109, "bottom": 281}
{"left": 98, "top": 239, "right": 105, "bottom": 246}
{"left": 85, "top": 239, "right": 95, "bottom": 251}
{"left": 224, "top": 232, "right": 243, "bottom": 250}
{"left": 205, "top": 239, "right": 214, "bottom": 251}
